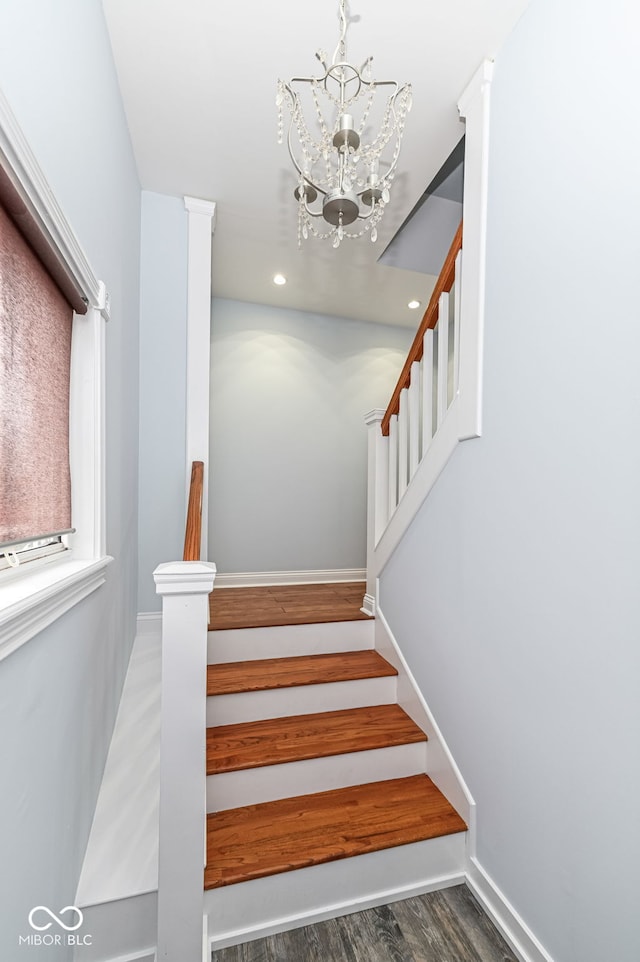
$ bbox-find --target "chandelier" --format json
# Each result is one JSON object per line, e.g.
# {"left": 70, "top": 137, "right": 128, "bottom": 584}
{"left": 277, "top": 0, "right": 412, "bottom": 248}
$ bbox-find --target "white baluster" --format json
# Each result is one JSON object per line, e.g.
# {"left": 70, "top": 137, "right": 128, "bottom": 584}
{"left": 453, "top": 249, "right": 462, "bottom": 395}
{"left": 363, "top": 409, "right": 389, "bottom": 615}
{"left": 408, "top": 360, "right": 420, "bottom": 481}
{"left": 388, "top": 413, "right": 399, "bottom": 516}
{"left": 436, "top": 291, "right": 450, "bottom": 428}
{"left": 422, "top": 328, "right": 434, "bottom": 456}
{"left": 398, "top": 387, "right": 409, "bottom": 500}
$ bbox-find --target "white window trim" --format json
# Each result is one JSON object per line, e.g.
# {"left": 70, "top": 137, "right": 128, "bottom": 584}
{"left": 0, "top": 85, "right": 111, "bottom": 662}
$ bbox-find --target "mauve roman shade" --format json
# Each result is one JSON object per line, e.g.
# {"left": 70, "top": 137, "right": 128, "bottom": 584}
{"left": 0, "top": 190, "right": 78, "bottom": 549}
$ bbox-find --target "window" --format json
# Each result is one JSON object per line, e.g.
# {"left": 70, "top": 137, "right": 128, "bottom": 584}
{"left": 0, "top": 84, "right": 111, "bottom": 661}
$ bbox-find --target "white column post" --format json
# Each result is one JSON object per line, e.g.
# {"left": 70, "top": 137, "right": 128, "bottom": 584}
{"left": 457, "top": 60, "right": 493, "bottom": 441}
{"left": 184, "top": 197, "right": 216, "bottom": 561}
{"left": 154, "top": 560, "right": 217, "bottom": 962}
{"left": 363, "top": 409, "right": 388, "bottom": 617}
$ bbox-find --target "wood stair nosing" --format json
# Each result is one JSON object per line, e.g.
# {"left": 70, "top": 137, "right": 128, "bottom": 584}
{"left": 206, "top": 650, "right": 397, "bottom": 697}
{"left": 204, "top": 774, "right": 467, "bottom": 890}
{"left": 206, "top": 704, "right": 427, "bottom": 775}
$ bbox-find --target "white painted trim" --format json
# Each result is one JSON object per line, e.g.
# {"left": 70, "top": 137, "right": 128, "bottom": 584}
{"left": 98, "top": 952, "right": 155, "bottom": 962}
{"left": 0, "top": 87, "right": 100, "bottom": 306}
{"left": 184, "top": 196, "right": 216, "bottom": 561}
{"left": 213, "top": 568, "right": 366, "bottom": 588}
{"left": 360, "top": 592, "right": 375, "bottom": 617}
{"left": 374, "top": 603, "right": 475, "bottom": 831}
{"left": 467, "top": 856, "right": 555, "bottom": 962}
{"left": 136, "top": 612, "right": 162, "bottom": 638}
{"left": 457, "top": 59, "right": 493, "bottom": 441}
{"left": 0, "top": 557, "right": 112, "bottom": 662}
{"left": 0, "top": 83, "right": 109, "bottom": 655}
{"left": 68, "top": 304, "right": 107, "bottom": 560}
{"left": 209, "top": 874, "right": 465, "bottom": 950}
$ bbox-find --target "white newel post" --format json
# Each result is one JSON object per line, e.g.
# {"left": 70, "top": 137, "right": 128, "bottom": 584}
{"left": 154, "top": 561, "right": 216, "bottom": 962}
{"left": 184, "top": 197, "right": 216, "bottom": 561}
{"left": 363, "top": 410, "right": 388, "bottom": 616}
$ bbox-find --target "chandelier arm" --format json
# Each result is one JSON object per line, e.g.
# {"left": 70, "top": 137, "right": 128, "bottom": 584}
{"left": 331, "top": 0, "right": 348, "bottom": 66}
{"left": 283, "top": 84, "right": 329, "bottom": 199}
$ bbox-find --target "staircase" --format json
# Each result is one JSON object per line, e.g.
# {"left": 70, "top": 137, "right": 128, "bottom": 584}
{"left": 203, "top": 582, "right": 467, "bottom": 948}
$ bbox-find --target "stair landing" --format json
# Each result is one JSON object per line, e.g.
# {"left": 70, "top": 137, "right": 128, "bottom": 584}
{"left": 209, "top": 581, "right": 371, "bottom": 630}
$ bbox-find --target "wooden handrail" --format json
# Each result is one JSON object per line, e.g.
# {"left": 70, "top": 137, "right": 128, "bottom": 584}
{"left": 381, "top": 220, "right": 463, "bottom": 436}
{"left": 183, "top": 460, "right": 204, "bottom": 561}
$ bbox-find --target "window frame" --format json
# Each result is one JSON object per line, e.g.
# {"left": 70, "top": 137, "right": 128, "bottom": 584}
{"left": 0, "top": 85, "right": 111, "bottom": 661}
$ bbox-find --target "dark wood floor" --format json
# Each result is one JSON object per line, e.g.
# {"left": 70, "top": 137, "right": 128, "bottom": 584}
{"left": 211, "top": 884, "right": 516, "bottom": 962}
{"left": 209, "top": 582, "right": 371, "bottom": 630}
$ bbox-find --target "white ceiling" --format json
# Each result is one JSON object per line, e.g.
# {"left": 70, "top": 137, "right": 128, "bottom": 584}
{"left": 102, "top": 0, "right": 530, "bottom": 328}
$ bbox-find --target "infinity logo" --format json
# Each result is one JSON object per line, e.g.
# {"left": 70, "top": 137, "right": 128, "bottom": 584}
{"left": 28, "top": 906, "right": 84, "bottom": 932}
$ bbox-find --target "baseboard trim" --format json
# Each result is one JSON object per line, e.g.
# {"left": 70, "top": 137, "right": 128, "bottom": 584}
{"left": 214, "top": 568, "right": 366, "bottom": 588}
{"left": 208, "top": 872, "right": 464, "bottom": 950}
{"left": 136, "top": 611, "right": 162, "bottom": 637}
{"left": 466, "top": 857, "right": 554, "bottom": 962}
{"left": 375, "top": 603, "right": 475, "bottom": 832}
{"left": 360, "top": 592, "right": 375, "bottom": 617}
{"left": 106, "top": 952, "right": 155, "bottom": 962}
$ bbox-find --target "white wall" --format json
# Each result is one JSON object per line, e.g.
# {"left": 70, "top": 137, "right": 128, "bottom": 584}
{"left": 379, "top": 2, "right": 640, "bottom": 961}
{"left": 137, "top": 191, "right": 188, "bottom": 612}
{"left": 0, "top": 2, "right": 141, "bottom": 958}
{"left": 209, "top": 298, "right": 412, "bottom": 574}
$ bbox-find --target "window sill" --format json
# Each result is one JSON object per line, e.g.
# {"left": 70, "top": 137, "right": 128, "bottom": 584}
{"left": 0, "top": 555, "right": 113, "bottom": 662}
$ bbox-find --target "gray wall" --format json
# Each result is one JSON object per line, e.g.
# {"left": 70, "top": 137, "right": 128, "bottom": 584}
{"left": 137, "top": 191, "right": 188, "bottom": 612}
{"left": 209, "top": 298, "right": 412, "bottom": 574}
{"left": 0, "top": 2, "right": 141, "bottom": 958}
{"left": 379, "top": 2, "right": 640, "bottom": 961}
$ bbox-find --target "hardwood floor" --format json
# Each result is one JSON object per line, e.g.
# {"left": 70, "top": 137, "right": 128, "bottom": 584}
{"left": 211, "top": 884, "right": 516, "bottom": 962}
{"left": 209, "top": 582, "right": 371, "bottom": 630}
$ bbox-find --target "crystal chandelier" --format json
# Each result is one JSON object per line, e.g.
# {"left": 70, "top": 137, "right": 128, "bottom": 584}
{"left": 276, "top": 0, "right": 412, "bottom": 248}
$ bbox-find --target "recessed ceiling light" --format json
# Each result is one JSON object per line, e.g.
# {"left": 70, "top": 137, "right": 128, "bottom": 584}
{"left": 273, "top": 273, "right": 287, "bottom": 286}
{"left": 408, "top": 299, "right": 421, "bottom": 310}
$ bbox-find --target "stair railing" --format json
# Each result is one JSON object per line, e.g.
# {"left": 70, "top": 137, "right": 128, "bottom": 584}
{"left": 154, "top": 460, "right": 216, "bottom": 962}
{"left": 363, "top": 224, "right": 464, "bottom": 615}
{"left": 183, "top": 460, "right": 204, "bottom": 561}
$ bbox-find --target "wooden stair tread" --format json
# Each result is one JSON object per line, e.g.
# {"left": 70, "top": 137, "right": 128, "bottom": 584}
{"left": 205, "top": 774, "right": 467, "bottom": 889}
{"left": 209, "top": 582, "right": 371, "bottom": 630}
{"left": 206, "top": 704, "right": 426, "bottom": 774}
{"left": 207, "top": 650, "right": 397, "bottom": 696}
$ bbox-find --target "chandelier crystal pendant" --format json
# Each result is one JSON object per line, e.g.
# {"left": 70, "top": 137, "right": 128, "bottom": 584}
{"left": 277, "top": 0, "right": 412, "bottom": 248}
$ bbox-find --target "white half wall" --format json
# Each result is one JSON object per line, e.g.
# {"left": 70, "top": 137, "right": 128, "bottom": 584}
{"left": 379, "top": 2, "right": 640, "bottom": 961}
{"left": 209, "top": 298, "right": 412, "bottom": 574}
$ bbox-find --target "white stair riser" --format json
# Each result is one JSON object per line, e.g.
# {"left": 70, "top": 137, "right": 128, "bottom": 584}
{"left": 207, "top": 741, "right": 428, "bottom": 811}
{"left": 208, "top": 619, "right": 374, "bottom": 664}
{"left": 207, "top": 676, "right": 396, "bottom": 726}
{"left": 205, "top": 832, "right": 466, "bottom": 949}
